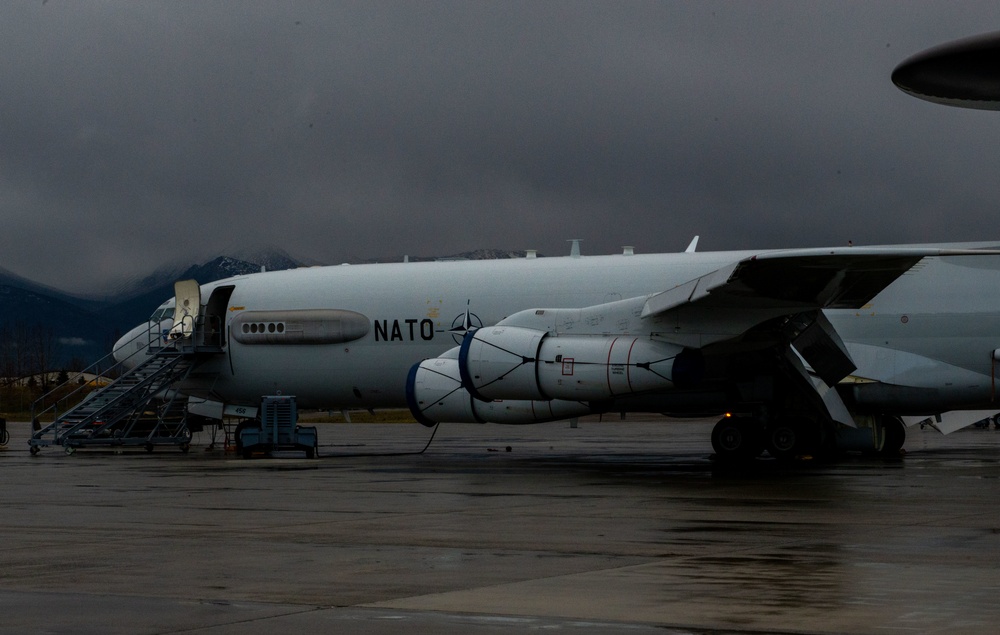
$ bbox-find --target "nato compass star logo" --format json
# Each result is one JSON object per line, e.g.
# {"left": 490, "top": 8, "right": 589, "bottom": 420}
{"left": 440, "top": 300, "right": 483, "bottom": 344}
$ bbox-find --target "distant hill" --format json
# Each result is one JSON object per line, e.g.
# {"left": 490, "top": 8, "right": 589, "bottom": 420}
{"left": 0, "top": 283, "right": 106, "bottom": 364}
{"left": 113, "top": 247, "right": 301, "bottom": 301}
{"left": 0, "top": 266, "right": 105, "bottom": 312}
{"left": 1, "top": 248, "right": 303, "bottom": 370}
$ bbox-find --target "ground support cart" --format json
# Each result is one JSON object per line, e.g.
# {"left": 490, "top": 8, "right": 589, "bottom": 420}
{"left": 238, "top": 395, "right": 317, "bottom": 459}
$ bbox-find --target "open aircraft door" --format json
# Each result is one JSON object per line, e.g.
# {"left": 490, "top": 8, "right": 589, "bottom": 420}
{"left": 204, "top": 285, "right": 235, "bottom": 347}
{"left": 168, "top": 279, "right": 201, "bottom": 341}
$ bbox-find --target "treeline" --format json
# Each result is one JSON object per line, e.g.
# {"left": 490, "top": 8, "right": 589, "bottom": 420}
{"left": 0, "top": 322, "right": 83, "bottom": 389}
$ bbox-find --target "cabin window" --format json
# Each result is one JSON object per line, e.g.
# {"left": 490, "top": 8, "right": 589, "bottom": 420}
{"left": 241, "top": 322, "right": 285, "bottom": 335}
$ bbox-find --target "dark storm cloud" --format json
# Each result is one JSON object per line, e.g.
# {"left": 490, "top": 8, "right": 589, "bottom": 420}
{"left": 2, "top": 1, "right": 1000, "bottom": 293}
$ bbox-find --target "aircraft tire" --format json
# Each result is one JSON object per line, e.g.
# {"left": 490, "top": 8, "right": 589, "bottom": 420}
{"left": 766, "top": 420, "right": 800, "bottom": 462}
{"left": 766, "top": 416, "right": 823, "bottom": 461}
{"left": 879, "top": 416, "right": 906, "bottom": 456}
{"left": 711, "top": 416, "right": 761, "bottom": 461}
{"left": 234, "top": 421, "right": 255, "bottom": 455}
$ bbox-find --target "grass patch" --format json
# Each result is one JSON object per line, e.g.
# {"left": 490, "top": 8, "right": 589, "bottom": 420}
{"left": 1, "top": 385, "right": 98, "bottom": 422}
{"left": 298, "top": 409, "right": 417, "bottom": 424}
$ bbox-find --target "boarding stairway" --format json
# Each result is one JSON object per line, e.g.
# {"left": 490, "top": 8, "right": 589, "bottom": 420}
{"left": 29, "top": 316, "right": 223, "bottom": 454}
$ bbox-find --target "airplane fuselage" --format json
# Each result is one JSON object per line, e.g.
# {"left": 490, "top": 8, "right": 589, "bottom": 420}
{"left": 184, "top": 252, "right": 746, "bottom": 409}
{"left": 107, "top": 243, "right": 1000, "bottom": 458}
{"left": 116, "top": 246, "right": 1000, "bottom": 421}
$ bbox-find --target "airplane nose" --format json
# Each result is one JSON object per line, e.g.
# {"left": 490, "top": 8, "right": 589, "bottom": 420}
{"left": 113, "top": 323, "right": 151, "bottom": 366}
{"left": 112, "top": 332, "right": 130, "bottom": 364}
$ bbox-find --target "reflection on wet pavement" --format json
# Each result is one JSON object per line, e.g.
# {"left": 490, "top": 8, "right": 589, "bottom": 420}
{"left": 1, "top": 418, "right": 999, "bottom": 634}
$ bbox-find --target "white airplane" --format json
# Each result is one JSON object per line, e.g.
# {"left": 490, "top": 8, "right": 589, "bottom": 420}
{"left": 110, "top": 240, "right": 1000, "bottom": 461}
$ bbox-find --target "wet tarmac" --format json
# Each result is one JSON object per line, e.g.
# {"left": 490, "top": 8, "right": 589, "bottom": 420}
{"left": 1, "top": 417, "right": 1000, "bottom": 634}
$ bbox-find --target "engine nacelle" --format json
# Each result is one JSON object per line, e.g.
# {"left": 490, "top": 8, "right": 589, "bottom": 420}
{"left": 459, "top": 326, "right": 548, "bottom": 401}
{"left": 459, "top": 326, "right": 703, "bottom": 402}
{"left": 406, "top": 356, "right": 592, "bottom": 426}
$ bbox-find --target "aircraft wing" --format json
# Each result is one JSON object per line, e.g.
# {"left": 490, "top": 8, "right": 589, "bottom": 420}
{"left": 642, "top": 247, "right": 992, "bottom": 318}
{"left": 902, "top": 411, "right": 1000, "bottom": 435}
{"left": 634, "top": 247, "right": 1000, "bottom": 426}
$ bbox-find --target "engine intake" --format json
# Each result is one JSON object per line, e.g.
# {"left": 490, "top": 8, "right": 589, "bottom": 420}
{"left": 406, "top": 355, "right": 592, "bottom": 426}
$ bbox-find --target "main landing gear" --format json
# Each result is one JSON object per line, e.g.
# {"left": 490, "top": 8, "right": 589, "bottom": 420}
{"left": 710, "top": 416, "right": 763, "bottom": 461}
{"left": 711, "top": 413, "right": 906, "bottom": 462}
{"left": 711, "top": 415, "right": 819, "bottom": 461}
{"left": 712, "top": 415, "right": 821, "bottom": 462}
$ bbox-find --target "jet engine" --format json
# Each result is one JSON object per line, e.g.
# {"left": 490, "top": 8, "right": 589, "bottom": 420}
{"left": 406, "top": 353, "right": 592, "bottom": 426}
{"left": 459, "top": 326, "right": 703, "bottom": 402}
{"left": 407, "top": 327, "right": 704, "bottom": 426}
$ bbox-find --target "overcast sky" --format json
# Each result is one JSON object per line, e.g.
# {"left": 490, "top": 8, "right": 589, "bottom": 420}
{"left": 2, "top": 1, "right": 1000, "bottom": 294}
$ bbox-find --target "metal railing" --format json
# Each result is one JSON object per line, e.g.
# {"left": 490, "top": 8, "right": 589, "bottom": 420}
{"left": 30, "top": 321, "right": 163, "bottom": 426}
{"left": 29, "top": 312, "right": 226, "bottom": 426}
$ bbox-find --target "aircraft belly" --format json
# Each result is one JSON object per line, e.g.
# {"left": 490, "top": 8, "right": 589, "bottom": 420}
{"left": 832, "top": 311, "right": 1000, "bottom": 378}
{"left": 828, "top": 307, "right": 1000, "bottom": 412}
{"left": 849, "top": 383, "right": 992, "bottom": 413}
{"left": 215, "top": 340, "right": 438, "bottom": 409}
{"left": 847, "top": 341, "right": 988, "bottom": 384}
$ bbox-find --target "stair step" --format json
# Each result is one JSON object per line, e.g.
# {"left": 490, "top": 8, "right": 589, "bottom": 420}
{"left": 35, "top": 350, "right": 203, "bottom": 447}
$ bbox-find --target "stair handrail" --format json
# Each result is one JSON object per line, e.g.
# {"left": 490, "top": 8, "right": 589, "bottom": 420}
{"left": 61, "top": 353, "right": 191, "bottom": 440}
{"left": 29, "top": 321, "right": 166, "bottom": 425}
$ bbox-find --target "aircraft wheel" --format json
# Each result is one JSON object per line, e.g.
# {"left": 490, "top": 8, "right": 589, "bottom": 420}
{"left": 879, "top": 416, "right": 906, "bottom": 456}
{"left": 29, "top": 446, "right": 40, "bottom": 456}
{"left": 180, "top": 443, "right": 191, "bottom": 453}
{"left": 766, "top": 421, "right": 800, "bottom": 461}
{"left": 711, "top": 416, "right": 761, "bottom": 461}
{"left": 234, "top": 421, "right": 255, "bottom": 455}
{"left": 145, "top": 443, "right": 154, "bottom": 453}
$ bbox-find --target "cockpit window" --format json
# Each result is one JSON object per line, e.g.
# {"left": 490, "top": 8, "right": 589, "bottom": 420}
{"left": 149, "top": 307, "right": 176, "bottom": 321}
